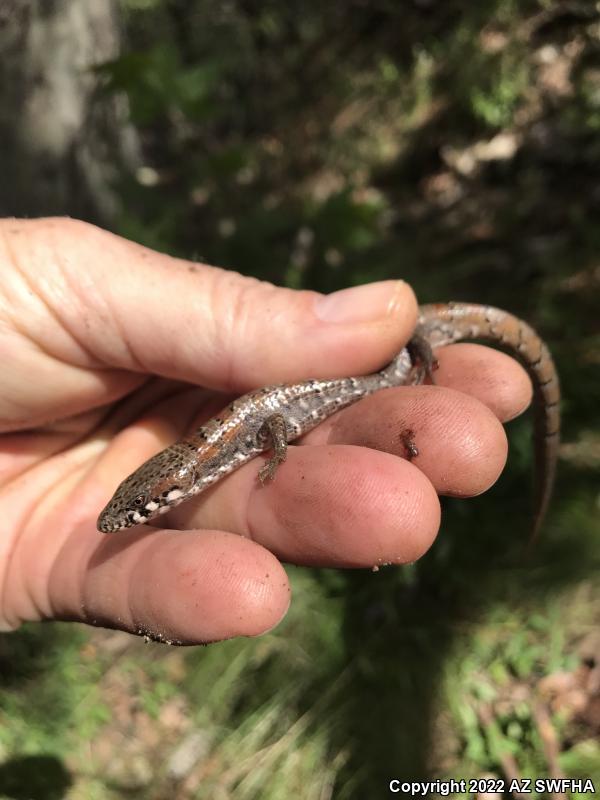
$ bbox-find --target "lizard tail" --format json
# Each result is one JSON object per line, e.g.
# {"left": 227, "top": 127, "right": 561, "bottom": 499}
{"left": 417, "top": 302, "right": 560, "bottom": 543}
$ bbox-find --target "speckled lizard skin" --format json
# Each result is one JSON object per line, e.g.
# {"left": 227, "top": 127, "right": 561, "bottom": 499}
{"left": 97, "top": 302, "right": 559, "bottom": 540}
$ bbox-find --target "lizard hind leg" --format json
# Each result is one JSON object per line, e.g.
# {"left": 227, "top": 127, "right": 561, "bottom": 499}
{"left": 257, "top": 413, "right": 289, "bottom": 484}
{"left": 407, "top": 333, "right": 439, "bottom": 385}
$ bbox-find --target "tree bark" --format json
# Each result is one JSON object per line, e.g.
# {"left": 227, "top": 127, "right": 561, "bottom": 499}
{"left": 0, "top": 0, "right": 139, "bottom": 224}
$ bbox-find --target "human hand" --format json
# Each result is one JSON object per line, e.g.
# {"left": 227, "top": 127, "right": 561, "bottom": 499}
{"left": 0, "top": 218, "right": 532, "bottom": 643}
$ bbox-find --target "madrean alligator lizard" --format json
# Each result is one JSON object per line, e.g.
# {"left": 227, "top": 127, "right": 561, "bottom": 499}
{"left": 97, "top": 302, "right": 560, "bottom": 539}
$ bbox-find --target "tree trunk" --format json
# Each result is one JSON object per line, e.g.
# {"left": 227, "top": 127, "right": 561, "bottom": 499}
{"left": 0, "top": 0, "right": 138, "bottom": 225}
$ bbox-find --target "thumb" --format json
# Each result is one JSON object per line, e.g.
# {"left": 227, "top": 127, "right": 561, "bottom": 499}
{"left": 9, "top": 218, "right": 418, "bottom": 391}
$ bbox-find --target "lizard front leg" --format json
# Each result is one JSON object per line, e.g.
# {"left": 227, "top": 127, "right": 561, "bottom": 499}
{"left": 257, "top": 413, "right": 289, "bottom": 484}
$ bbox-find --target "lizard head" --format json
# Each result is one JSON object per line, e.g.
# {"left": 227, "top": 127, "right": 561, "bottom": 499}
{"left": 96, "top": 444, "right": 197, "bottom": 533}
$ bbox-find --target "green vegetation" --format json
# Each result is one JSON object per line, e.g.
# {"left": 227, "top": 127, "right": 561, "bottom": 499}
{"left": 1, "top": 1, "right": 599, "bottom": 797}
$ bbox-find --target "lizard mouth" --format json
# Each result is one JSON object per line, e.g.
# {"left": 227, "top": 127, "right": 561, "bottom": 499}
{"left": 96, "top": 498, "right": 174, "bottom": 533}
{"left": 96, "top": 516, "right": 121, "bottom": 533}
{"left": 96, "top": 508, "right": 138, "bottom": 533}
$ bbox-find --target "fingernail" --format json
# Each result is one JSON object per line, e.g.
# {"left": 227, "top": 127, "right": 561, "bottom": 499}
{"left": 314, "top": 280, "right": 407, "bottom": 324}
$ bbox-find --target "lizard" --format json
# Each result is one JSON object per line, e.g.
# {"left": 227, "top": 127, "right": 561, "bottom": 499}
{"left": 97, "top": 302, "right": 560, "bottom": 539}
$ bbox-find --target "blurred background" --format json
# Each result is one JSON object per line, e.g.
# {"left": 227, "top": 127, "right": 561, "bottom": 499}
{"left": 0, "top": 1, "right": 599, "bottom": 797}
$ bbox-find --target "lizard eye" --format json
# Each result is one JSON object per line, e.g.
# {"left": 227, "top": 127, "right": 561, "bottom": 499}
{"left": 133, "top": 494, "right": 147, "bottom": 507}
